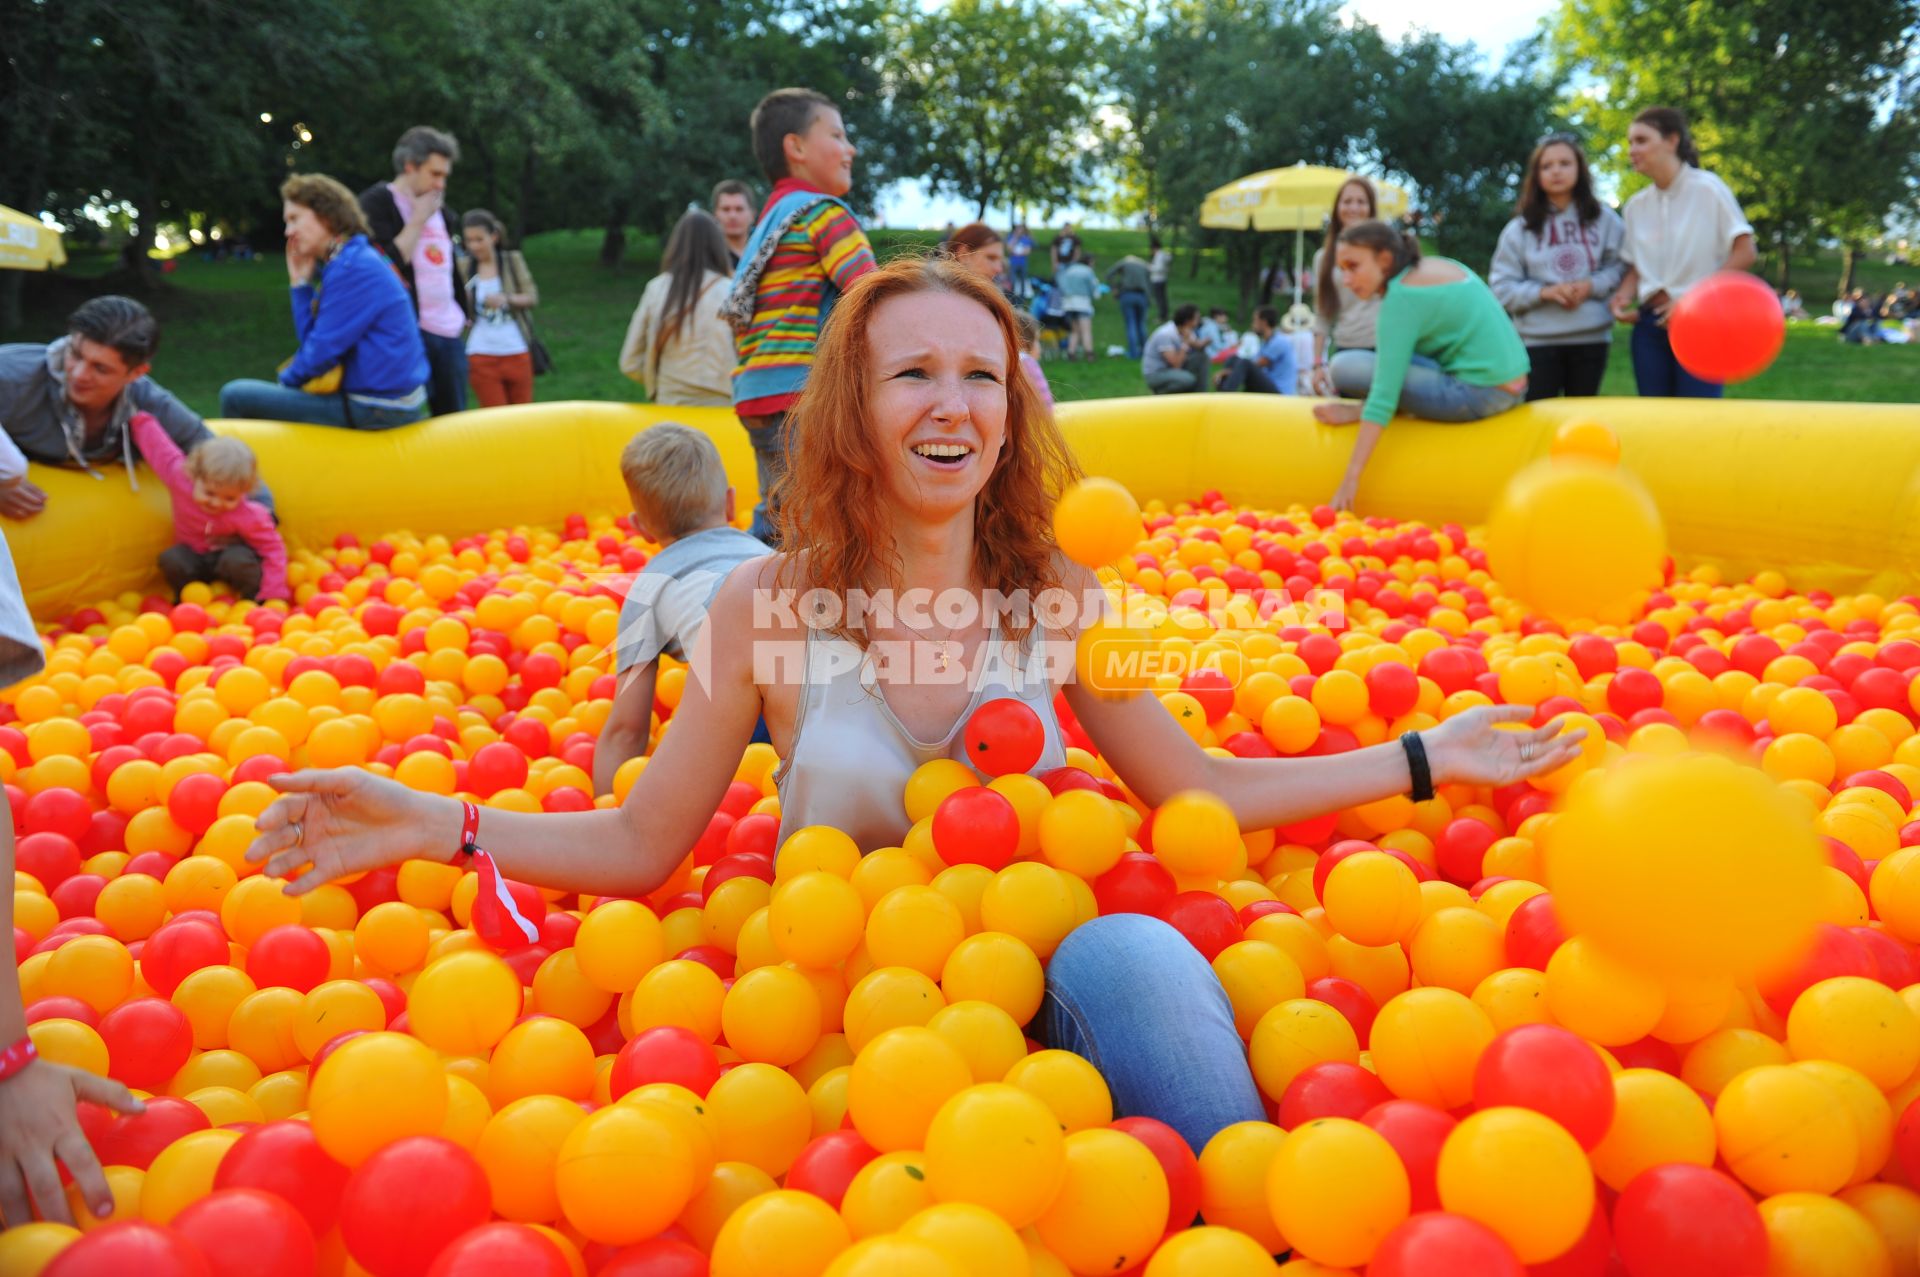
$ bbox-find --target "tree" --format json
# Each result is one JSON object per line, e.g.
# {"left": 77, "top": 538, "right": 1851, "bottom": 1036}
{"left": 1557, "top": 0, "right": 1920, "bottom": 294}
{"left": 885, "top": 0, "right": 1102, "bottom": 223}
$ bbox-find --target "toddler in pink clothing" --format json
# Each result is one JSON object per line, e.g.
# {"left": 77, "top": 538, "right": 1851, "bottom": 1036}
{"left": 129, "top": 413, "right": 288, "bottom": 602}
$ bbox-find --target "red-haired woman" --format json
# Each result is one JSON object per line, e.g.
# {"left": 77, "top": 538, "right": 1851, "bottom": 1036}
{"left": 248, "top": 257, "right": 1580, "bottom": 1153}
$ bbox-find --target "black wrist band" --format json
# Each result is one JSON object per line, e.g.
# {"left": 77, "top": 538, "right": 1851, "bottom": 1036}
{"left": 1401, "top": 731, "right": 1434, "bottom": 802}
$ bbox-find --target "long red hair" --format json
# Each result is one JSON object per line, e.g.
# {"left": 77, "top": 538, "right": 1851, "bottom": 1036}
{"left": 775, "top": 255, "right": 1079, "bottom": 646}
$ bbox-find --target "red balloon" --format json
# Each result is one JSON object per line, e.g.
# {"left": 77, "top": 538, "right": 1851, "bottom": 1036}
{"left": 468, "top": 742, "right": 529, "bottom": 798}
{"left": 1305, "top": 977, "right": 1379, "bottom": 1048}
{"left": 165, "top": 772, "right": 228, "bottom": 837}
{"left": 246, "top": 925, "right": 331, "bottom": 992}
{"left": 98, "top": 998, "right": 194, "bottom": 1091}
{"left": 1110, "top": 1116, "right": 1202, "bottom": 1232}
{"left": 42, "top": 1220, "right": 211, "bottom": 1277}
{"left": 1092, "top": 852, "right": 1176, "bottom": 917}
{"left": 1156, "top": 891, "right": 1243, "bottom": 962}
{"left": 16, "top": 832, "right": 82, "bottom": 889}
{"left": 172, "top": 1188, "right": 316, "bottom": 1277}
{"left": 1669, "top": 270, "right": 1786, "bottom": 384}
{"left": 214, "top": 1119, "right": 353, "bottom": 1236}
{"left": 962, "top": 698, "right": 1046, "bottom": 777}
{"left": 1361, "top": 1100, "right": 1456, "bottom": 1214}
{"left": 784, "top": 1130, "right": 881, "bottom": 1211}
{"left": 1471, "top": 1025, "right": 1614, "bottom": 1149}
{"left": 929, "top": 787, "right": 1021, "bottom": 871}
{"left": 1503, "top": 893, "right": 1566, "bottom": 971}
{"left": 1277, "top": 1061, "right": 1393, "bottom": 1129}
{"left": 1366, "top": 1212, "right": 1523, "bottom": 1277}
{"left": 424, "top": 1223, "right": 572, "bottom": 1277}
{"left": 597, "top": 1237, "right": 709, "bottom": 1277}
{"left": 1613, "top": 1163, "right": 1766, "bottom": 1277}
{"left": 94, "top": 1096, "right": 211, "bottom": 1170}
{"left": 611, "top": 1026, "right": 722, "bottom": 1099}
{"left": 141, "top": 918, "right": 231, "bottom": 997}
{"left": 340, "top": 1137, "right": 491, "bottom": 1277}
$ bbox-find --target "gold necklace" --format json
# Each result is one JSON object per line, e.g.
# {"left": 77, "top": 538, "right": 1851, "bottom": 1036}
{"left": 886, "top": 605, "right": 964, "bottom": 674}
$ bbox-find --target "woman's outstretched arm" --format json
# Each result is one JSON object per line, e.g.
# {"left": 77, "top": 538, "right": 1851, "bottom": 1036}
{"left": 247, "top": 561, "right": 771, "bottom": 899}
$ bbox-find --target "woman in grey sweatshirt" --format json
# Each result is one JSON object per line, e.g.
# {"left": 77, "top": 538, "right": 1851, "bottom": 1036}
{"left": 1489, "top": 135, "right": 1626, "bottom": 400}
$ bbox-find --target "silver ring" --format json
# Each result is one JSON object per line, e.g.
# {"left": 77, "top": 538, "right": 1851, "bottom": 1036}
{"left": 1520, "top": 741, "right": 1537, "bottom": 763}
{"left": 289, "top": 821, "right": 304, "bottom": 847}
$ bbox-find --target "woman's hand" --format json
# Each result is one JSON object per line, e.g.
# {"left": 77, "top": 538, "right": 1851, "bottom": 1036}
{"left": 1311, "top": 364, "right": 1333, "bottom": 395}
{"left": 1424, "top": 705, "right": 1587, "bottom": 788}
{"left": 483, "top": 292, "right": 508, "bottom": 312}
{"left": 247, "top": 770, "right": 454, "bottom": 895}
{"left": 0, "top": 1060, "right": 143, "bottom": 1226}
{"left": 1608, "top": 290, "right": 1638, "bottom": 323}
{"left": 1329, "top": 476, "right": 1358, "bottom": 513}
{"left": 285, "top": 241, "right": 313, "bottom": 286}
{"left": 1647, "top": 290, "right": 1675, "bottom": 327}
{"left": 1564, "top": 279, "right": 1593, "bottom": 308}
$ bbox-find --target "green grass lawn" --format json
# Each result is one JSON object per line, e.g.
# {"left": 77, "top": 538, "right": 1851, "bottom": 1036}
{"left": 5, "top": 228, "right": 1915, "bottom": 413}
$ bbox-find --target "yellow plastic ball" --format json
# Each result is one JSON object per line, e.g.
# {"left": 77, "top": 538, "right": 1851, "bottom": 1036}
{"left": 1787, "top": 976, "right": 1920, "bottom": 1090}
{"left": 1053, "top": 477, "right": 1142, "bottom": 568}
{"left": 556, "top": 1103, "right": 704, "bottom": 1245}
{"left": 1714, "top": 1063, "right": 1858, "bottom": 1196}
{"left": 1758, "top": 1192, "right": 1893, "bottom": 1277}
{"left": 768, "top": 872, "right": 866, "bottom": 969}
{"left": 1369, "top": 987, "right": 1496, "bottom": 1110}
{"left": 706, "top": 1061, "right": 813, "bottom": 1178}
{"left": 1266, "top": 1118, "right": 1409, "bottom": 1269}
{"left": 1197, "top": 1121, "right": 1289, "bottom": 1254}
{"left": 940, "top": 932, "right": 1046, "bottom": 1026}
{"left": 1435, "top": 1107, "right": 1596, "bottom": 1264}
{"left": 407, "top": 949, "right": 523, "bottom": 1055}
{"left": 1002, "top": 1049, "right": 1113, "bottom": 1134}
{"left": 924, "top": 1082, "right": 1069, "bottom": 1229}
{"left": 1588, "top": 1067, "right": 1717, "bottom": 1190}
{"left": 848, "top": 1026, "right": 973, "bottom": 1152}
{"left": 721, "top": 966, "right": 823, "bottom": 1068}
{"left": 1248, "top": 998, "right": 1359, "bottom": 1101}
{"left": 1321, "top": 852, "right": 1422, "bottom": 946}
{"left": 309, "top": 1030, "right": 450, "bottom": 1166}
{"left": 1152, "top": 791, "right": 1242, "bottom": 880}
{"left": 1485, "top": 459, "right": 1665, "bottom": 625}
{"left": 1033, "top": 1127, "right": 1168, "bottom": 1276}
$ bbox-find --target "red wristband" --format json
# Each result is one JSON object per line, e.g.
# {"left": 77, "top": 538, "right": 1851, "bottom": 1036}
{"left": 459, "top": 801, "right": 481, "bottom": 859}
{"left": 0, "top": 1037, "right": 38, "bottom": 1083}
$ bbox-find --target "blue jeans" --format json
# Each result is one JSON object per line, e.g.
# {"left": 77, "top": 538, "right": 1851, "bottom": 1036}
{"left": 1011, "top": 259, "right": 1030, "bottom": 296}
{"left": 1036, "top": 914, "right": 1264, "bottom": 1154}
{"left": 1329, "top": 350, "right": 1524, "bottom": 422}
{"left": 422, "top": 330, "right": 469, "bottom": 416}
{"left": 1630, "top": 311, "right": 1724, "bottom": 397}
{"left": 217, "top": 379, "right": 427, "bottom": 429}
{"left": 742, "top": 414, "right": 789, "bottom": 546}
{"left": 1118, "top": 290, "right": 1150, "bottom": 360}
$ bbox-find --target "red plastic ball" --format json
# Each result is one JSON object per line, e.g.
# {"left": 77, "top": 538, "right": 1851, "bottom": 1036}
{"left": 1435, "top": 820, "right": 1497, "bottom": 887}
{"left": 468, "top": 741, "right": 530, "bottom": 797}
{"left": 1503, "top": 893, "right": 1567, "bottom": 971}
{"left": 1471, "top": 1025, "right": 1615, "bottom": 1149}
{"left": 23, "top": 787, "right": 91, "bottom": 841}
{"left": 1110, "top": 1115, "right": 1202, "bottom": 1233}
{"left": 785, "top": 1129, "right": 881, "bottom": 1211}
{"left": 1759, "top": 922, "right": 1877, "bottom": 1017}
{"left": 1178, "top": 669, "right": 1236, "bottom": 723}
{"left": 1669, "top": 271, "right": 1787, "bottom": 384}
{"left": 247, "top": 925, "right": 331, "bottom": 992}
{"left": 1092, "top": 852, "right": 1177, "bottom": 917}
{"left": 214, "top": 1119, "right": 353, "bottom": 1236}
{"left": 1364, "top": 662, "right": 1420, "bottom": 719}
{"left": 142, "top": 918, "right": 232, "bottom": 997}
{"left": 1156, "top": 891, "right": 1243, "bottom": 961}
{"left": 1362, "top": 1099, "right": 1456, "bottom": 1214}
{"left": 1612, "top": 1163, "right": 1766, "bottom": 1277}
{"left": 339, "top": 1137, "right": 491, "bottom": 1277}
{"left": 424, "top": 1223, "right": 572, "bottom": 1277}
{"left": 165, "top": 772, "right": 228, "bottom": 837}
{"left": 98, "top": 998, "right": 194, "bottom": 1091}
{"left": 725, "top": 814, "right": 780, "bottom": 861}
{"left": 1368, "top": 1212, "right": 1524, "bottom": 1277}
{"left": 1305, "top": 976, "right": 1379, "bottom": 1047}
{"left": 610, "top": 1026, "right": 722, "bottom": 1100}
{"left": 94, "top": 1096, "right": 212, "bottom": 1170}
{"left": 929, "top": 787, "right": 1021, "bottom": 871}
{"left": 42, "top": 1220, "right": 211, "bottom": 1277}
{"left": 172, "top": 1188, "right": 317, "bottom": 1277}
{"left": 596, "top": 1237, "right": 709, "bottom": 1277}
{"left": 962, "top": 698, "right": 1047, "bottom": 777}
{"left": 16, "top": 832, "right": 82, "bottom": 889}
{"left": 1277, "top": 1060, "right": 1393, "bottom": 1129}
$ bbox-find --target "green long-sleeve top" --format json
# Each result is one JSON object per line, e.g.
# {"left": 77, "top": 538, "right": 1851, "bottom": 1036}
{"left": 1362, "top": 259, "right": 1530, "bottom": 426}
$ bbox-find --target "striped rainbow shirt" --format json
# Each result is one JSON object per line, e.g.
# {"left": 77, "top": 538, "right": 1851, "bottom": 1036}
{"left": 733, "top": 192, "right": 876, "bottom": 417}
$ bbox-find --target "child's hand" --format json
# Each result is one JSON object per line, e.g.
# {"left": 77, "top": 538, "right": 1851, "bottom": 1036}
{"left": 0, "top": 1059, "right": 142, "bottom": 1226}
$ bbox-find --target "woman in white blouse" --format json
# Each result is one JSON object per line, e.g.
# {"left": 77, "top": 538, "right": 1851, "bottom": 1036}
{"left": 620, "top": 211, "right": 738, "bottom": 407}
{"left": 1607, "top": 107, "right": 1757, "bottom": 398}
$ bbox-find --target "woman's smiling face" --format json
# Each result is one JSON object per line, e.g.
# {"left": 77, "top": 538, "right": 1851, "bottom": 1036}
{"left": 866, "top": 289, "right": 1010, "bottom": 521}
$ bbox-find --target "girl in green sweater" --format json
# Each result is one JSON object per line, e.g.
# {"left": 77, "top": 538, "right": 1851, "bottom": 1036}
{"left": 1313, "top": 221, "right": 1530, "bottom": 511}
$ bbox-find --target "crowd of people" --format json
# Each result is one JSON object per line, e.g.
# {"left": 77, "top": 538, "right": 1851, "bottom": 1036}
{"left": 1836, "top": 284, "right": 1918, "bottom": 344}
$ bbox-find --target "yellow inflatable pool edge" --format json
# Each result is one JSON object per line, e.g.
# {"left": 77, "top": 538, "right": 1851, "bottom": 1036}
{"left": 11, "top": 395, "right": 1920, "bottom": 622}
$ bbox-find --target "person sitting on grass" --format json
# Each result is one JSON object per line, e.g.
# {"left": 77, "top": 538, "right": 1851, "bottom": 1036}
{"left": 1215, "top": 305, "right": 1298, "bottom": 395}
{"left": 1141, "top": 304, "right": 1210, "bottom": 394}
{"left": 593, "top": 425, "right": 771, "bottom": 795}
{"left": 129, "top": 415, "right": 288, "bottom": 604}
{"left": 1314, "top": 220, "right": 1530, "bottom": 513}
{"left": 247, "top": 255, "right": 1581, "bottom": 1155}
{"left": 0, "top": 297, "right": 266, "bottom": 521}
{"left": 218, "top": 175, "right": 430, "bottom": 430}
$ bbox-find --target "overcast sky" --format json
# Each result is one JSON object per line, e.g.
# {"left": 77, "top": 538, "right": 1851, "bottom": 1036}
{"left": 877, "top": 0, "right": 1562, "bottom": 229}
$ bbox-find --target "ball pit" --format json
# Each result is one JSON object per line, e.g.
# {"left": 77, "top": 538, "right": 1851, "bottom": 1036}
{"left": 13, "top": 431, "right": 1920, "bottom": 1275}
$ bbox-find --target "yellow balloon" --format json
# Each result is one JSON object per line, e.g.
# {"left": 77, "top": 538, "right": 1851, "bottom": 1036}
{"left": 1547, "top": 753, "right": 1823, "bottom": 983}
{"left": 1485, "top": 458, "right": 1665, "bottom": 625}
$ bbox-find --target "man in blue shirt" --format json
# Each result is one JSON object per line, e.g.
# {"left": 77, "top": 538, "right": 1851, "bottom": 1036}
{"left": 1218, "top": 305, "right": 1298, "bottom": 394}
{"left": 1007, "top": 224, "right": 1035, "bottom": 297}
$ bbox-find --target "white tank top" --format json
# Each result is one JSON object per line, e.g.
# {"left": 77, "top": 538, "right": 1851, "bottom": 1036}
{"left": 774, "top": 624, "right": 1070, "bottom": 852}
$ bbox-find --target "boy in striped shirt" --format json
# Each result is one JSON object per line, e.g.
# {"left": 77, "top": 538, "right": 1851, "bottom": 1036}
{"left": 722, "top": 88, "right": 877, "bottom": 545}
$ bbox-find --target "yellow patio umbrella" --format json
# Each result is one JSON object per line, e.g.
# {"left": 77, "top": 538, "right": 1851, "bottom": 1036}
{"left": 1199, "top": 164, "right": 1410, "bottom": 308}
{"left": 0, "top": 206, "right": 67, "bottom": 271}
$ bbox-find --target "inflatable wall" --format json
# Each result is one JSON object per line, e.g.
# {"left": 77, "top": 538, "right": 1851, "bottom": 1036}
{"left": 12, "top": 396, "right": 1919, "bottom": 621}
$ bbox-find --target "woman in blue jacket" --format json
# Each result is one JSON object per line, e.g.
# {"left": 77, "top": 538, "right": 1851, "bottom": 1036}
{"left": 218, "top": 174, "right": 430, "bottom": 428}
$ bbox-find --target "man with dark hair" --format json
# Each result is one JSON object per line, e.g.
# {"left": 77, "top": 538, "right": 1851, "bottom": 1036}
{"left": 1217, "top": 305, "right": 1299, "bottom": 394}
{"left": 358, "top": 125, "right": 471, "bottom": 417}
{"left": 1141, "top": 303, "right": 1210, "bottom": 394}
{"left": 710, "top": 179, "right": 758, "bottom": 266}
{"left": 0, "top": 296, "right": 243, "bottom": 519}
{"left": 721, "top": 87, "right": 876, "bottom": 544}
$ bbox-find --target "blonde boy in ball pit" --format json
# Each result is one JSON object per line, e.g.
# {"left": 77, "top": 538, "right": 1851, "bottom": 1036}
{"left": 593, "top": 425, "right": 771, "bottom": 796}
{"left": 0, "top": 532, "right": 146, "bottom": 1228}
{"left": 249, "top": 256, "right": 1581, "bottom": 1154}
